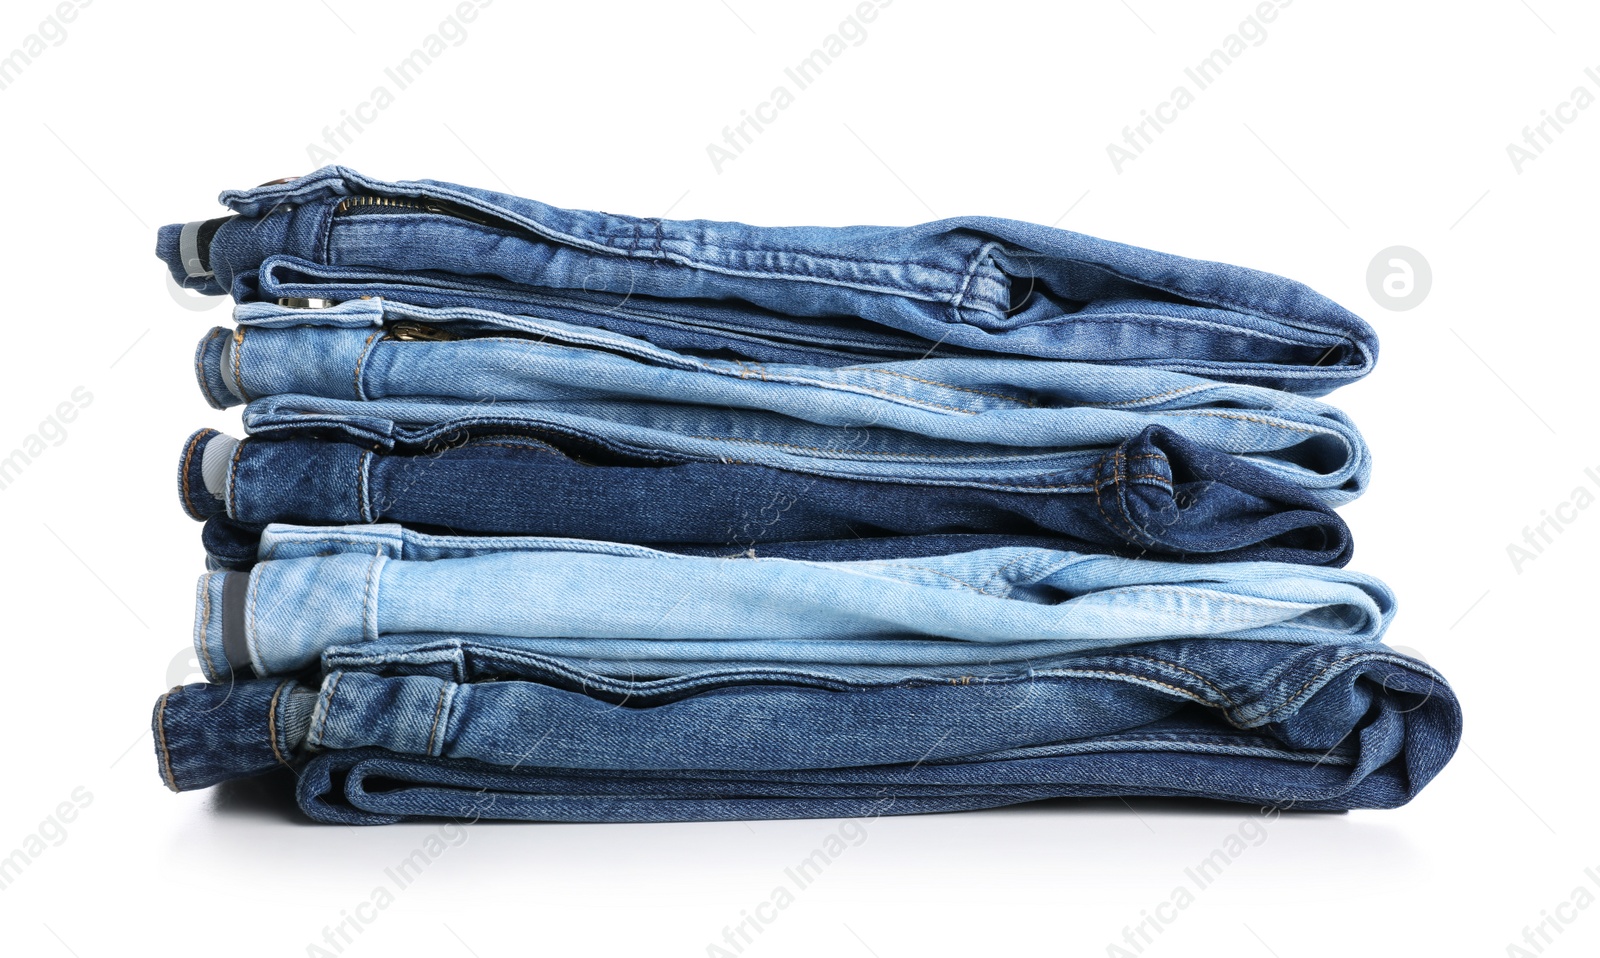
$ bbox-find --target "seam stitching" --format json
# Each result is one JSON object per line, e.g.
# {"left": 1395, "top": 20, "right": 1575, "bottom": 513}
{"left": 197, "top": 573, "right": 218, "bottom": 680}
{"left": 424, "top": 683, "right": 451, "bottom": 756}
{"left": 155, "top": 691, "right": 178, "bottom": 792}
{"left": 226, "top": 437, "right": 246, "bottom": 521}
{"left": 351, "top": 330, "right": 380, "bottom": 400}
{"left": 178, "top": 429, "right": 214, "bottom": 522}
{"left": 231, "top": 327, "right": 249, "bottom": 402}
{"left": 266, "top": 681, "right": 289, "bottom": 766}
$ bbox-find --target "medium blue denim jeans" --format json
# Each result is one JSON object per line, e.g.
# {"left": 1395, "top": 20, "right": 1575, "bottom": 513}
{"left": 156, "top": 166, "right": 1376, "bottom": 395}
{"left": 178, "top": 421, "right": 1353, "bottom": 569}
{"left": 189, "top": 522, "right": 1394, "bottom": 682}
{"left": 192, "top": 296, "right": 1370, "bottom": 509}
{"left": 234, "top": 374, "right": 1367, "bottom": 508}
{"left": 152, "top": 635, "right": 1458, "bottom": 822}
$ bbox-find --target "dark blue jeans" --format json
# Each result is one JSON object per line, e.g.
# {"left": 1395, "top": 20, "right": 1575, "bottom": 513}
{"left": 180, "top": 424, "right": 1351, "bottom": 568}
{"left": 152, "top": 637, "right": 1459, "bottom": 823}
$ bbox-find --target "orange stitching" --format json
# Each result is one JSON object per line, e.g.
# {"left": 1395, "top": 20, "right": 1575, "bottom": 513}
{"left": 178, "top": 428, "right": 214, "bottom": 521}
{"left": 1097, "top": 442, "right": 1137, "bottom": 543}
{"left": 351, "top": 331, "right": 380, "bottom": 400}
{"left": 155, "top": 691, "right": 178, "bottom": 792}
{"left": 266, "top": 681, "right": 289, "bottom": 766}
{"left": 194, "top": 327, "right": 225, "bottom": 408}
{"left": 231, "top": 326, "right": 249, "bottom": 402}
{"left": 1058, "top": 651, "right": 1409, "bottom": 728}
{"left": 1040, "top": 668, "right": 1216, "bottom": 711}
{"left": 1112, "top": 655, "right": 1238, "bottom": 708}
{"left": 424, "top": 684, "right": 451, "bottom": 755}
{"left": 1261, "top": 654, "right": 1374, "bottom": 722}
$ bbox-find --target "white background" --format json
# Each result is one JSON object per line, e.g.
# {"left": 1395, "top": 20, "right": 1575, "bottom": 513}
{"left": 0, "top": 1, "right": 1595, "bottom": 955}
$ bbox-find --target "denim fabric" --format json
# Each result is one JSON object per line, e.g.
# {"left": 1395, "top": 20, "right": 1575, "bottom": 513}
{"left": 156, "top": 166, "right": 1376, "bottom": 395}
{"left": 150, "top": 636, "right": 1459, "bottom": 821}
{"left": 234, "top": 379, "right": 1367, "bottom": 507}
{"left": 202, "top": 296, "right": 1362, "bottom": 423}
{"left": 196, "top": 516, "right": 1089, "bottom": 570}
{"left": 188, "top": 522, "right": 1393, "bottom": 681}
{"left": 147, "top": 171, "right": 1456, "bottom": 828}
{"left": 192, "top": 296, "right": 1369, "bottom": 508}
{"left": 177, "top": 423, "right": 1353, "bottom": 569}
{"left": 288, "top": 733, "right": 1440, "bottom": 824}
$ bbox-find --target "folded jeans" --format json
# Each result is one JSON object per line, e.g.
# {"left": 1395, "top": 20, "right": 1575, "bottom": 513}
{"left": 152, "top": 635, "right": 1458, "bottom": 821}
{"left": 156, "top": 166, "right": 1376, "bottom": 395}
{"left": 177, "top": 423, "right": 1353, "bottom": 569}
{"left": 232, "top": 381, "right": 1369, "bottom": 507}
{"left": 188, "top": 522, "right": 1394, "bottom": 682}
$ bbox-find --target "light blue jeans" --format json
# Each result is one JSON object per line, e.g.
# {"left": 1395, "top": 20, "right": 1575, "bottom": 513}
{"left": 195, "top": 522, "right": 1395, "bottom": 681}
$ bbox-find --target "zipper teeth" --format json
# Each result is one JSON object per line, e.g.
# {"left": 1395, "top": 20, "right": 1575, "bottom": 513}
{"left": 335, "top": 195, "right": 431, "bottom": 214}
{"left": 335, "top": 194, "right": 502, "bottom": 228}
{"left": 386, "top": 321, "right": 459, "bottom": 342}
{"left": 385, "top": 321, "right": 555, "bottom": 343}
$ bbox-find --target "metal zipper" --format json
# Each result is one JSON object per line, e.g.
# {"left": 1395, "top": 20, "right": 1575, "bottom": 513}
{"left": 335, "top": 196, "right": 427, "bottom": 214}
{"left": 383, "top": 321, "right": 555, "bottom": 344}
{"left": 334, "top": 195, "right": 500, "bottom": 227}
{"left": 385, "top": 322, "right": 459, "bottom": 342}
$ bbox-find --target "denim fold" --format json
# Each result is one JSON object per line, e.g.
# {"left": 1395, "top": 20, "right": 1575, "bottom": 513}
{"left": 157, "top": 166, "right": 1376, "bottom": 395}
{"left": 177, "top": 423, "right": 1353, "bottom": 569}
{"left": 147, "top": 168, "right": 1463, "bottom": 827}
{"left": 151, "top": 636, "right": 1458, "bottom": 819}
{"left": 187, "top": 522, "right": 1392, "bottom": 682}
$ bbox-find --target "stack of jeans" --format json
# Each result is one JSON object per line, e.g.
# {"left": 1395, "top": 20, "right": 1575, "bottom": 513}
{"left": 152, "top": 168, "right": 1459, "bottom": 824}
